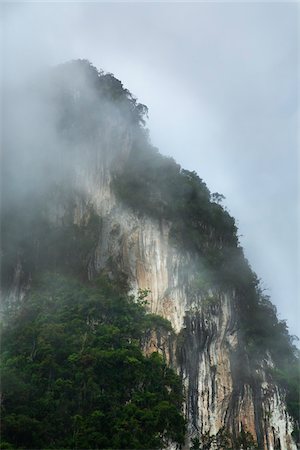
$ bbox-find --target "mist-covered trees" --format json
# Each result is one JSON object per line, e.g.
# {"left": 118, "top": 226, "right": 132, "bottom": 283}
{"left": 0, "top": 193, "right": 101, "bottom": 289}
{"left": 1, "top": 275, "right": 185, "bottom": 449}
{"left": 112, "top": 142, "right": 238, "bottom": 256}
{"left": 51, "top": 59, "right": 148, "bottom": 139}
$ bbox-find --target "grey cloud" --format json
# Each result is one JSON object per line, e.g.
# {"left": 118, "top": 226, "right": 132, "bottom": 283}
{"left": 2, "top": 2, "right": 298, "bottom": 338}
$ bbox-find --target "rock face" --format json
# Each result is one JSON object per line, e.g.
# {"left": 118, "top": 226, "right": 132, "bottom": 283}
{"left": 97, "top": 211, "right": 296, "bottom": 449}
{"left": 2, "top": 61, "right": 297, "bottom": 449}
{"left": 64, "top": 141, "right": 296, "bottom": 449}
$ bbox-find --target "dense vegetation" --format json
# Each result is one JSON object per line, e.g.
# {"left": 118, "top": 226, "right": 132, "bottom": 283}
{"left": 1, "top": 274, "right": 185, "bottom": 449}
{"left": 112, "top": 142, "right": 238, "bottom": 256}
{"left": 50, "top": 59, "right": 148, "bottom": 143}
{"left": 190, "top": 426, "right": 258, "bottom": 450}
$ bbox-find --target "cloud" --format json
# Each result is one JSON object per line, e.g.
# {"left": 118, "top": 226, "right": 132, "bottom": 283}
{"left": 1, "top": 2, "right": 298, "bottom": 338}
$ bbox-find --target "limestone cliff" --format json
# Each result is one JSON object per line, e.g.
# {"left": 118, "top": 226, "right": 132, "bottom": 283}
{"left": 76, "top": 178, "right": 297, "bottom": 450}
{"left": 1, "top": 60, "right": 298, "bottom": 449}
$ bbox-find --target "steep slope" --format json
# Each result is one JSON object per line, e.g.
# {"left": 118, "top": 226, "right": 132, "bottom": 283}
{"left": 1, "top": 60, "right": 299, "bottom": 450}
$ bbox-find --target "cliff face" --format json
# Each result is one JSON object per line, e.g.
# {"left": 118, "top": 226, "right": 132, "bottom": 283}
{"left": 2, "top": 61, "right": 298, "bottom": 449}
{"left": 76, "top": 175, "right": 296, "bottom": 449}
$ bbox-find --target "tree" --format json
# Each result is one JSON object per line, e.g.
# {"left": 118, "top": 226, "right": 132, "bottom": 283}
{"left": 211, "top": 192, "right": 225, "bottom": 204}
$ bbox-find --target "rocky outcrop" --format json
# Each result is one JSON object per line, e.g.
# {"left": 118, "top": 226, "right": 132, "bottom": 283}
{"left": 2, "top": 61, "right": 297, "bottom": 449}
{"left": 56, "top": 141, "right": 295, "bottom": 448}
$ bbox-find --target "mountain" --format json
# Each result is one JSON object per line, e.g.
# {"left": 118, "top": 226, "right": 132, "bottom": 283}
{"left": 1, "top": 60, "right": 299, "bottom": 450}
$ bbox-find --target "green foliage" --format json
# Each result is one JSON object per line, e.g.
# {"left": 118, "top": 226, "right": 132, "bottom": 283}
{"left": 112, "top": 143, "right": 238, "bottom": 260}
{"left": 144, "top": 313, "right": 173, "bottom": 333}
{"left": 190, "top": 427, "right": 258, "bottom": 450}
{"left": 189, "top": 272, "right": 213, "bottom": 297}
{"left": 211, "top": 192, "right": 225, "bottom": 204}
{"left": 201, "top": 295, "right": 220, "bottom": 310}
{"left": 271, "top": 358, "right": 300, "bottom": 441}
{"left": 1, "top": 274, "right": 185, "bottom": 449}
{"left": 232, "top": 272, "right": 300, "bottom": 430}
{"left": 53, "top": 59, "right": 148, "bottom": 137}
{"left": 137, "top": 287, "right": 151, "bottom": 306}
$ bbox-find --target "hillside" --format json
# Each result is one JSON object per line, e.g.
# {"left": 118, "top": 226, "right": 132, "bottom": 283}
{"left": 1, "top": 60, "right": 299, "bottom": 450}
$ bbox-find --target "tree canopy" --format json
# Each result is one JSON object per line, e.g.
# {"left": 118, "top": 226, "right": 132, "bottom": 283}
{"left": 1, "top": 274, "right": 186, "bottom": 449}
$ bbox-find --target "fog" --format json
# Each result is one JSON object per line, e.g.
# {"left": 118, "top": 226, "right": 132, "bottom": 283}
{"left": 1, "top": 2, "right": 298, "bottom": 339}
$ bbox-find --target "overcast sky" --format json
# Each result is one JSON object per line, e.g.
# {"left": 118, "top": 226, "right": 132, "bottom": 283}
{"left": 1, "top": 2, "right": 299, "bottom": 339}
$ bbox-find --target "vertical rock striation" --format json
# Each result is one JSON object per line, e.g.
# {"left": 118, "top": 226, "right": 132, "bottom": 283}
{"left": 86, "top": 191, "right": 297, "bottom": 449}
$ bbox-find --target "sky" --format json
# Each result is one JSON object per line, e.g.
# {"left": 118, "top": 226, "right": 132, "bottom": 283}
{"left": 1, "top": 2, "right": 299, "bottom": 339}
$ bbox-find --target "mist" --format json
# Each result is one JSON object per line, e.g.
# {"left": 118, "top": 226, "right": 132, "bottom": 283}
{"left": 1, "top": 2, "right": 298, "bottom": 341}
{"left": 1, "top": 5, "right": 300, "bottom": 448}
